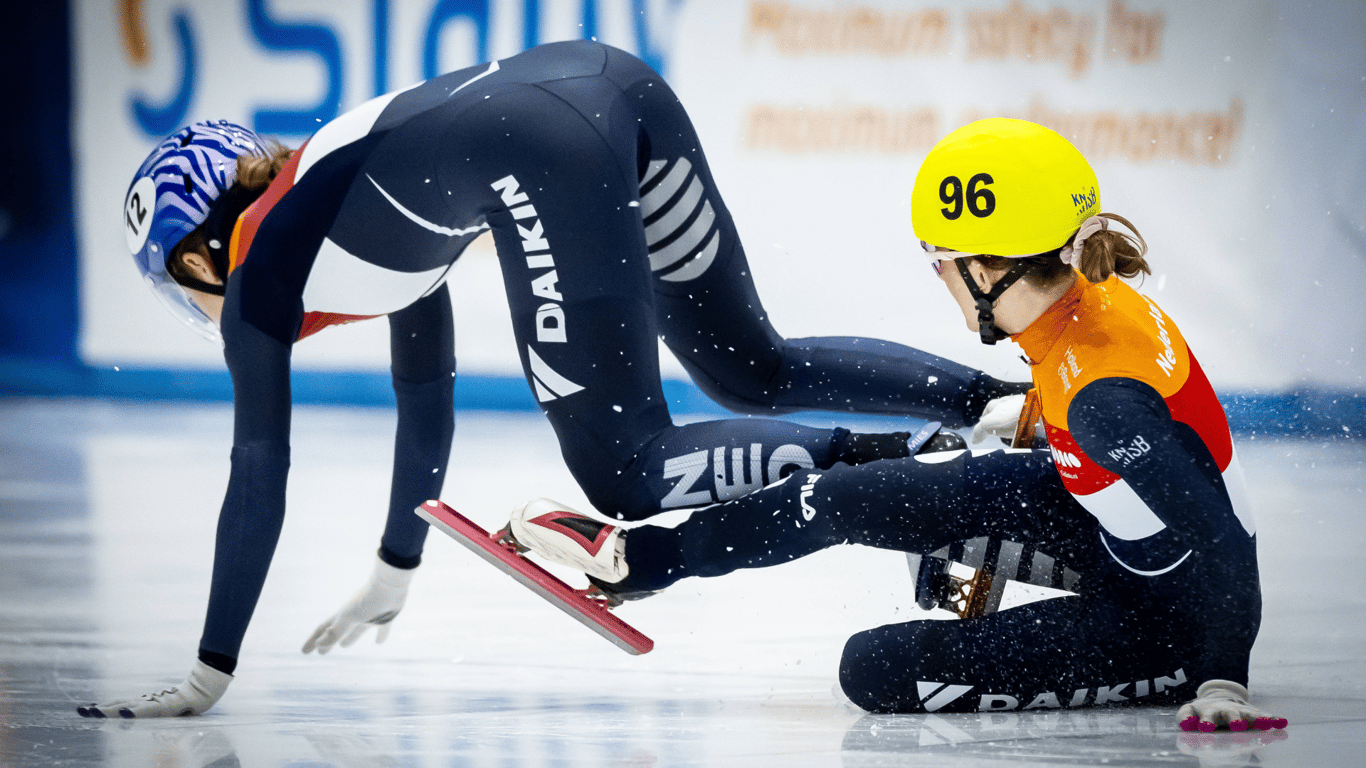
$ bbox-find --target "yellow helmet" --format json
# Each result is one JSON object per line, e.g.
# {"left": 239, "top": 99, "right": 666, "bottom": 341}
{"left": 911, "top": 118, "right": 1099, "bottom": 256}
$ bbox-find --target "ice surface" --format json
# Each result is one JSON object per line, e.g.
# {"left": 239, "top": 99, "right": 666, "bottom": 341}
{"left": 1, "top": 400, "right": 1362, "bottom": 767}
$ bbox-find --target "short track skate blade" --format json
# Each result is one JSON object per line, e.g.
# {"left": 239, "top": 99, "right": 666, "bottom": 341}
{"left": 1011, "top": 388, "right": 1042, "bottom": 449}
{"left": 417, "top": 500, "right": 654, "bottom": 655}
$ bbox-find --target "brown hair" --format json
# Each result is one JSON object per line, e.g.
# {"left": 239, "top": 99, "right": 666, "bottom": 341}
{"left": 1073, "top": 213, "right": 1150, "bottom": 284}
{"left": 166, "top": 141, "right": 294, "bottom": 284}
{"left": 972, "top": 212, "right": 1151, "bottom": 287}
{"left": 234, "top": 140, "right": 293, "bottom": 192}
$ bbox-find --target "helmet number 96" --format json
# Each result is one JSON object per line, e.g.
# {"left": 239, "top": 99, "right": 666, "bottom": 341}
{"left": 938, "top": 173, "right": 995, "bottom": 221}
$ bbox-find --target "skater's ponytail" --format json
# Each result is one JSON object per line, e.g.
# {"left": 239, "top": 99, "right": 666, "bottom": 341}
{"left": 1073, "top": 213, "right": 1150, "bottom": 284}
{"left": 235, "top": 141, "right": 294, "bottom": 193}
{"left": 969, "top": 212, "right": 1150, "bottom": 289}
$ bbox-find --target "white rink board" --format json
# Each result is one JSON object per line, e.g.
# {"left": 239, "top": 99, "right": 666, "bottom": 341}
{"left": 74, "top": 0, "right": 1366, "bottom": 389}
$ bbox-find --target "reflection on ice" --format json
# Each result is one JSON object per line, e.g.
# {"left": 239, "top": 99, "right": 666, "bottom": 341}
{"left": 841, "top": 708, "right": 1293, "bottom": 767}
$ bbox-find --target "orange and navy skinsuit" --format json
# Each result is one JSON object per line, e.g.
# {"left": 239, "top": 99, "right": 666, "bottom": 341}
{"left": 1015, "top": 273, "right": 1261, "bottom": 687}
{"left": 1020, "top": 274, "right": 1256, "bottom": 580}
{"left": 615, "top": 274, "right": 1261, "bottom": 713}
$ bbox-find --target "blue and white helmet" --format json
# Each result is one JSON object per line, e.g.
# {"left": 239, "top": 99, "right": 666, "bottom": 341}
{"left": 123, "top": 120, "right": 272, "bottom": 341}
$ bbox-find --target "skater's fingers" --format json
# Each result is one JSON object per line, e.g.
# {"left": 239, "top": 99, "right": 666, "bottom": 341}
{"left": 78, "top": 698, "right": 136, "bottom": 718}
{"left": 314, "top": 624, "right": 346, "bottom": 655}
{"left": 338, "top": 623, "right": 369, "bottom": 648}
{"left": 301, "top": 621, "right": 334, "bottom": 654}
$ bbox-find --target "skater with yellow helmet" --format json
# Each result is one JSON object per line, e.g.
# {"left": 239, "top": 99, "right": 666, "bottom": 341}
{"left": 913, "top": 118, "right": 1273, "bottom": 729}
{"left": 514, "top": 118, "right": 1282, "bottom": 730}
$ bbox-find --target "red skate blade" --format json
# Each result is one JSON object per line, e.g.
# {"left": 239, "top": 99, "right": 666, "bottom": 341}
{"left": 417, "top": 500, "right": 654, "bottom": 655}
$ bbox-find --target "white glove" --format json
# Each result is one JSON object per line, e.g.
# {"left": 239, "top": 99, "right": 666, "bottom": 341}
{"left": 76, "top": 660, "right": 232, "bottom": 718}
{"left": 971, "top": 393, "right": 1027, "bottom": 445}
{"left": 1177, "top": 679, "right": 1288, "bottom": 732}
{"left": 302, "top": 554, "right": 414, "bottom": 654}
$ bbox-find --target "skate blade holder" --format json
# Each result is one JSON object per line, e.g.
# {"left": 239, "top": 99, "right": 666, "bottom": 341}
{"left": 942, "top": 564, "right": 998, "bottom": 619}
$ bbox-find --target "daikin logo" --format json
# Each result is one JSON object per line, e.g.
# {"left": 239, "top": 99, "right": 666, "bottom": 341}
{"left": 491, "top": 174, "right": 567, "bottom": 346}
{"left": 916, "top": 669, "right": 1187, "bottom": 712}
{"left": 918, "top": 681, "right": 974, "bottom": 712}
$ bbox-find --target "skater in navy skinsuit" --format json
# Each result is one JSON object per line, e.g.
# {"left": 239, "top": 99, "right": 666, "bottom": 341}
{"left": 82, "top": 41, "right": 1023, "bottom": 717}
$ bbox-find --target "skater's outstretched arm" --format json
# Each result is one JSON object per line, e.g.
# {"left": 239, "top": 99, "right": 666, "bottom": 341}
{"left": 78, "top": 281, "right": 296, "bottom": 717}
{"left": 1069, "top": 378, "right": 1277, "bottom": 730}
{"left": 378, "top": 285, "right": 455, "bottom": 568}
{"left": 304, "top": 286, "right": 456, "bottom": 654}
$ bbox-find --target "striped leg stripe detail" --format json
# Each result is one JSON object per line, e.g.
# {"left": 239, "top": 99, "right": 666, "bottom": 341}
{"left": 924, "top": 539, "right": 1082, "bottom": 594}
{"left": 637, "top": 157, "right": 720, "bottom": 282}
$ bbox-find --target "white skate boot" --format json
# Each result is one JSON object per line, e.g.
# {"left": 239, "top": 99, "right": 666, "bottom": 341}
{"left": 502, "top": 498, "right": 629, "bottom": 584}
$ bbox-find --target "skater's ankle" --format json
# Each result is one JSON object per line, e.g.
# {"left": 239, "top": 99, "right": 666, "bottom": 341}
{"left": 615, "top": 526, "right": 689, "bottom": 592}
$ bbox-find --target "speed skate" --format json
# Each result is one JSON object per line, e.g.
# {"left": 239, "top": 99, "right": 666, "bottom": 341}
{"left": 417, "top": 500, "right": 654, "bottom": 655}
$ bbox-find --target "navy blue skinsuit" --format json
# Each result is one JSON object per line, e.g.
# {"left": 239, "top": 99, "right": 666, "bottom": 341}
{"left": 200, "top": 41, "right": 1015, "bottom": 674}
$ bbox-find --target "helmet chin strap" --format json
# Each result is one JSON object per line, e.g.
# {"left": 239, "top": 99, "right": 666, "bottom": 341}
{"left": 955, "top": 259, "right": 1034, "bottom": 345}
{"left": 200, "top": 184, "right": 258, "bottom": 281}
{"left": 166, "top": 184, "right": 259, "bottom": 298}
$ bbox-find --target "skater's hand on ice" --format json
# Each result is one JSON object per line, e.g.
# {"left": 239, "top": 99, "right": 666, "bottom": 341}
{"left": 302, "top": 554, "right": 414, "bottom": 654}
{"left": 1177, "top": 680, "right": 1287, "bottom": 732}
{"left": 971, "top": 394, "right": 1026, "bottom": 445}
{"left": 77, "top": 661, "right": 231, "bottom": 718}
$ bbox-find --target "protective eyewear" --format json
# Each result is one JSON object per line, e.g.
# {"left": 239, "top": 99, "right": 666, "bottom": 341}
{"left": 920, "top": 241, "right": 977, "bottom": 276}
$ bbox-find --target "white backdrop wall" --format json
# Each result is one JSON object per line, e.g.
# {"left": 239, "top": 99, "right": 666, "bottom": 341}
{"left": 75, "top": 0, "right": 1366, "bottom": 391}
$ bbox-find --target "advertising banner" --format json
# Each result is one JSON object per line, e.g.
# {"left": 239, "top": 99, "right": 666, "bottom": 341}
{"left": 75, "top": 0, "right": 1366, "bottom": 390}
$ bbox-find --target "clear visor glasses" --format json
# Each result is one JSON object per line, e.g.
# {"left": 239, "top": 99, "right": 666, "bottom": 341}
{"left": 920, "top": 241, "right": 978, "bottom": 277}
{"left": 144, "top": 272, "right": 224, "bottom": 345}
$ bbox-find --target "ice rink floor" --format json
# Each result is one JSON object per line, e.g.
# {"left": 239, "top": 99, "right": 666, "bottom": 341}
{"left": 2, "top": 398, "right": 1364, "bottom": 767}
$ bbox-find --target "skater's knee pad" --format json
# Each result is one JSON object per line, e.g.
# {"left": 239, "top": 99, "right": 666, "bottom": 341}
{"left": 839, "top": 622, "right": 943, "bottom": 714}
{"left": 840, "top": 627, "right": 907, "bottom": 713}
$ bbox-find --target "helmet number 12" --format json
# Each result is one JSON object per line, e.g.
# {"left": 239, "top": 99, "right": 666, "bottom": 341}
{"left": 126, "top": 192, "right": 147, "bottom": 237}
{"left": 124, "top": 176, "right": 157, "bottom": 255}
{"left": 939, "top": 173, "right": 996, "bottom": 220}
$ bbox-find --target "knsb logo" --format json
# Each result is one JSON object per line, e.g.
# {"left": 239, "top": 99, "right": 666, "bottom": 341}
{"left": 1070, "top": 186, "right": 1098, "bottom": 214}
